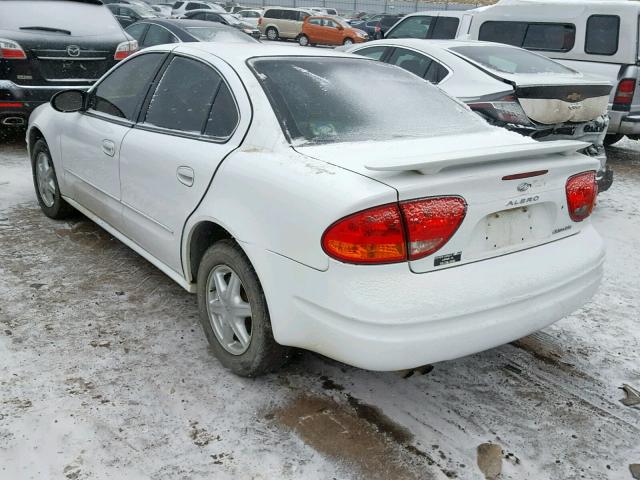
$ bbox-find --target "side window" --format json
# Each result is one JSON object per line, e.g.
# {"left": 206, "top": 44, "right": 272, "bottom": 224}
{"left": 353, "top": 46, "right": 388, "bottom": 60}
{"left": 424, "top": 60, "right": 449, "bottom": 84}
{"left": 431, "top": 16, "right": 459, "bottom": 39}
{"left": 298, "top": 11, "right": 309, "bottom": 21}
{"left": 309, "top": 18, "right": 321, "bottom": 26}
{"left": 173, "top": 1, "right": 184, "bottom": 8}
{"left": 264, "top": 9, "right": 281, "bottom": 19}
{"left": 142, "top": 25, "right": 178, "bottom": 48}
{"left": 186, "top": 2, "right": 202, "bottom": 10}
{"left": 204, "top": 82, "right": 239, "bottom": 138}
{"left": 522, "top": 23, "right": 575, "bottom": 51}
{"left": 479, "top": 21, "right": 527, "bottom": 46}
{"left": 283, "top": 10, "right": 297, "bottom": 21}
{"left": 386, "top": 16, "right": 434, "bottom": 39}
{"left": 126, "top": 23, "right": 148, "bottom": 42}
{"left": 191, "top": 12, "right": 205, "bottom": 19}
{"left": 144, "top": 56, "right": 222, "bottom": 133}
{"left": 326, "top": 19, "right": 338, "bottom": 28}
{"left": 585, "top": 15, "right": 619, "bottom": 55}
{"left": 388, "top": 48, "right": 432, "bottom": 78}
{"left": 90, "top": 53, "right": 164, "bottom": 121}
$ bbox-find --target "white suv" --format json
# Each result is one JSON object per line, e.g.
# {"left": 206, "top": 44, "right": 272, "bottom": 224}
{"left": 171, "top": 1, "right": 224, "bottom": 17}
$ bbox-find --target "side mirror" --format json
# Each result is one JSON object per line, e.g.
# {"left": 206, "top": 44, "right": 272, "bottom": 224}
{"left": 51, "top": 90, "right": 86, "bottom": 113}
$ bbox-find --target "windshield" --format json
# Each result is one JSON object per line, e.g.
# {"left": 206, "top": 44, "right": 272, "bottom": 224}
{"left": 185, "top": 26, "right": 256, "bottom": 42}
{"left": 129, "top": 5, "right": 157, "bottom": 17}
{"left": 0, "top": 1, "right": 122, "bottom": 36}
{"left": 250, "top": 57, "right": 489, "bottom": 145}
{"left": 450, "top": 45, "right": 578, "bottom": 75}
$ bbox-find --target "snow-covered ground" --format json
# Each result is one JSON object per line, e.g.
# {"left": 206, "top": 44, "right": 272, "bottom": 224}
{"left": 1, "top": 130, "right": 638, "bottom": 480}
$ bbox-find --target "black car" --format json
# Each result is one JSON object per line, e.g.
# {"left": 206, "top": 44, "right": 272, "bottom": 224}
{"left": 181, "top": 9, "right": 261, "bottom": 39}
{"left": 105, "top": 3, "right": 159, "bottom": 28}
{"left": 124, "top": 18, "right": 258, "bottom": 48}
{"left": 350, "top": 14, "right": 402, "bottom": 40}
{"left": 0, "top": 0, "right": 136, "bottom": 127}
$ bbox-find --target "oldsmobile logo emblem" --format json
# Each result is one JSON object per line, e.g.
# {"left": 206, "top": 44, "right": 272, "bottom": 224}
{"left": 66, "top": 45, "right": 80, "bottom": 57}
{"left": 517, "top": 182, "right": 532, "bottom": 192}
{"left": 566, "top": 92, "right": 582, "bottom": 102}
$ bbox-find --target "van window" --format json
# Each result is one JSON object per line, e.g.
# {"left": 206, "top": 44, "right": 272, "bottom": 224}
{"left": 385, "top": 15, "right": 434, "bottom": 39}
{"left": 585, "top": 15, "right": 619, "bottom": 55}
{"left": 264, "top": 9, "right": 282, "bottom": 19}
{"left": 479, "top": 21, "right": 575, "bottom": 52}
{"left": 431, "top": 17, "right": 459, "bottom": 39}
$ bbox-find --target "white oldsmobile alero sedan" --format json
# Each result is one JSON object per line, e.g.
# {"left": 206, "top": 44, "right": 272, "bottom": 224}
{"left": 27, "top": 43, "right": 605, "bottom": 377}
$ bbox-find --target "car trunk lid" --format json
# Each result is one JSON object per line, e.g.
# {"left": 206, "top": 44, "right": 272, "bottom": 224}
{"left": 295, "top": 130, "right": 600, "bottom": 273}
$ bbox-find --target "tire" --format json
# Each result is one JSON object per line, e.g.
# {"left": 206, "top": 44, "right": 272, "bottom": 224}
{"left": 31, "top": 138, "right": 74, "bottom": 219}
{"left": 603, "top": 134, "right": 624, "bottom": 146}
{"left": 196, "top": 239, "right": 291, "bottom": 377}
{"left": 298, "top": 34, "right": 309, "bottom": 46}
{"left": 265, "top": 27, "right": 278, "bottom": 41}
{"left": 343, "top": 37, "right": 354, "bottom": 46}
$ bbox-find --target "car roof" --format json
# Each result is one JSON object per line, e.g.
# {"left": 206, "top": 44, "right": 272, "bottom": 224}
{"left": 139, "top": 18, "right": 229, "bottom": 29}
{"left": 369, "top": 38, "right": 516, "bottom": 51}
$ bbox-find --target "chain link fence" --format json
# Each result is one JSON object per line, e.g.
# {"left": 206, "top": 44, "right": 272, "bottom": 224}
{"left": 235, "top": 0, "right": 481, "bottom": 16}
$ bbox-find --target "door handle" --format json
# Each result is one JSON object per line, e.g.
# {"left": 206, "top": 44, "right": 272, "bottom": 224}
{"left": 102, "top": 139, "right": 115, "bottom": 157}
{"left": 177, "top": 166, "right": 194, "bottom": 187}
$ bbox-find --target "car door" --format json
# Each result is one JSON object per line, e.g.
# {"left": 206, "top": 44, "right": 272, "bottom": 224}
{"left": 324, "top": 18, "right": 342, "bottom": 44}
{"left": 60, "top": 52, "right": 166, "bottom": 228}
{"left": 305, "top": 17, "right": 322, "bottom": 42}
{"left": 118, "top": 54, "right": 251, "bottom": 274}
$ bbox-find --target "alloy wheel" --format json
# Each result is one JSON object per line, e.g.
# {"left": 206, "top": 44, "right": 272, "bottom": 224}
{"left": 206, "top": 264, "right": 253, "bottom": 355}
{"left": 36, "top": 152, "right": 56, "bottom": 208}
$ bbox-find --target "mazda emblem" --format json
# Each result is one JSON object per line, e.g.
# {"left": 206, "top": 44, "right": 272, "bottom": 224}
{"left": 67, "top": 45, "right": 80, "bottom": 57}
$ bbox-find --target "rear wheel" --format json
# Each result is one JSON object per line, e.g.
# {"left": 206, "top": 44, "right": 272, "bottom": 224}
{"left": 196, "top": 240, "right": 291, "bottom": 377}
{"left": 265, "top": 27, "right": 278, "bottom": 41}
{"left": 343, "top": 37, "right": 354, "bottom": 46}
{"left": 603, "top": 134, "right": 624, "bottom": 146}
{"left": 31, "top": 139, "right": 74, "bottom": 219}
{"left": 298, "top": 34, "right": 309, "bottom": 46}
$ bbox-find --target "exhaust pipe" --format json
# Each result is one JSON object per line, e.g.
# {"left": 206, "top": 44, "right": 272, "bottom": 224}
{"left": 1, "top": 117, "right": 25, "bottom": 126}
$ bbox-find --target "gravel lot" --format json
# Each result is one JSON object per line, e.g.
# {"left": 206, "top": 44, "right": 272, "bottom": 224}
{"left": 1, "top": 130, "right": 639, "bottom": 480}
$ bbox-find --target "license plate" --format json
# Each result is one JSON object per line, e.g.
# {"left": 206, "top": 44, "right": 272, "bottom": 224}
{"left": 485, "top": 207, "right": 536, "bottom": 250}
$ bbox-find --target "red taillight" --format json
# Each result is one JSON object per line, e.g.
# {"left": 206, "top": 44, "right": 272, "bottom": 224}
{"left": 258, "top": 17, "right": 263, "bottom": 25}
{"left": 0, "top": 102, "right": 23, "bottom": 108}
{"left": 400, "top": 197, "right": 466, "bottom": 260}
{"left": 322, "top": 196, "right": 466, "bottom": 264}
{"left": 114, "top": 40, "right": 138, "bottom": 61}
{"left": 613, "top": 79, "right": 636, "bottom": 106}
{"left": 0, "top": 38, "right": 26, "bottom": 60}
{"left": 322, "top": 204, "right": 406, "bottom": 264}
{"left": 566, "top": 171, "right": 597, "bottom": 222}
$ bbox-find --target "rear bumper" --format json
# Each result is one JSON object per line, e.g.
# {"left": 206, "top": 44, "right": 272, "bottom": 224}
{"left": 245, "top": 224, "right": 605, "bottom": 371}
{"left": 608, "top": 109, "right": 640, "bottom": 135}
{"left": 0, "top": 80, "right": 89, "bottom": 125}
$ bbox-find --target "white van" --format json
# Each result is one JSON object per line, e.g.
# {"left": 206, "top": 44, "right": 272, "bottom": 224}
{"left": 386, "top": 0, "right": 640, "bottom": 146}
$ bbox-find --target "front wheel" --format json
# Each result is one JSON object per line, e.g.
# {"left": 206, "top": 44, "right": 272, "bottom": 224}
{"left": 343, "top": 37, "right": 354, "bottom": 46}
{"left": 196, "top": 240, "right": 291, "bottom": 377}
{"left": 265, "top": 27, "right": 278, "bottom": 41}
{"left": 31, "top": 138, "right": 74, "bottom": 219}
{"left": 298, "top": 34, "right": 309, "bottom": 46}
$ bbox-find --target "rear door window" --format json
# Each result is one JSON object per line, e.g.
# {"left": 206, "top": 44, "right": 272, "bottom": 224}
{"left": 125, "top": 23, "right": 149, "bottom": 42}
{"left": 479, "top": 21, "right": 575, "bottom": 52}
{"left": 431, "top": 16, "right": 459, "bottom": 39}
{"left": 585, "top": 15, "right": 620, "bottom": 55}
{"left": 424, "top": 60, "right": 449, "bottom": 84}
{"left": 144, "top": 56, "right": 221, "bottom": 134}
{"left": 264, "top": 9, "right": 282, "bottom": 19}
{"left": 141, "top": 25, "right": 178, "bottom": 48}
{"left": 204, "top": 82, "right": 239, "bottom": 138}
{"left": 387, "top": 48, "right": 433, "bottom": 78}
{"left": 353, "top": 46, "right": 388, "bottom": 60}
{"left": 90, "top": 53, "right": 165, "bottom": 121}
{"left": 385, "top": 15, "right": 434, "bottom": 39}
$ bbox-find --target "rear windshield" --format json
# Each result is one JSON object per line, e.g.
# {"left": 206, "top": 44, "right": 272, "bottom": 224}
{"left": 450, "top": 45, "right": 577, "bottom": 75}
{"left": 250, "top": 57, "right": 489, "bottom": 145}
{"left": 0, "top": 1, "right": 122, "bottom": 36}
{"left": 185, "top": 26, "right": 256, "bottom": 42}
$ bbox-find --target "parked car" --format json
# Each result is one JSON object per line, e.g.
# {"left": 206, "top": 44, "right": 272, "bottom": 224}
{"left": 171, "top": 1, "right": 225, "bottom": 17}
{"left": 356, "top": 14, "right": 402, "bottom": 40}
{"left": 384, "top": 10, "right": 471, "bottom": 40}
{"left": 107, "top": 3, "right": 159, "bottom": 28}
{"left": 298, "top": 16, "right": 367, "bottom": 46}
{"left": 27, "top": 44, "right": 604, "bottom": 376}
{"left": 124, "top": 18, "right": 256, "bottom": 47}
{"left": 181, "top": 10, "right": 260, "bottom": 38}
{"left": 225, "top": 5, "right": 247, "bottom": 14}
{"left": 258, "top": 7, "right": 311, "bottom": 41}
{"left": 346, "top": 39, "right": 614, "bottom": 191}
{"left": 0, "top": 0, "right": 137, "bottom": 128}
{"left": 236, "top": 9, "right": 263, "bottom": 28}
{"left": 466, "top": 0, "right": 640, "bottom": 146}
{"left": 310, "top": 7, "right": 339, "bottom": 16}
{"left": 149, "top": 3, "right": 173, "bottom": 17}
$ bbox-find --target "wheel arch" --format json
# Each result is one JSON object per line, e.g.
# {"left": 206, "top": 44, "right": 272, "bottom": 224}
{"left": 185, "top": 220, "right": 235, "bottom": 283}
{"left": 27, "top": 126, "right": 46, "bottom": 159}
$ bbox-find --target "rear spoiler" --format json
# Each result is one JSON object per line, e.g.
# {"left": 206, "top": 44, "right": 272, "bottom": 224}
{"left": 364, "top": 140, "right": 590, "bottom": 175}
